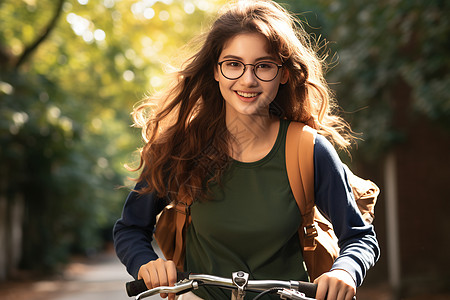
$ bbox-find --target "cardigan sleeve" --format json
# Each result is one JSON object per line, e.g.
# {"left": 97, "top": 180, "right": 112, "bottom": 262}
{"left": 113, "top": 181, "right": 166, "bottom": 279}
{"left": 313, "top": 135, "right": 380, "bottom": 286}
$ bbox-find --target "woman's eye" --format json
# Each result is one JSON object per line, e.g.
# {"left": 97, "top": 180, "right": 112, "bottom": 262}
{"left": 257, "top": 63, "right": 275, "bottom": 69}
{"left": 226, "top": 61, "right": 242, "bottom": 68}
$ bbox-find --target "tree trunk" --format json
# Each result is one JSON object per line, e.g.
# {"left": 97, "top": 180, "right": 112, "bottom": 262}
{"left": 0, "top": 167, "right": 24, "bottom": 280}
{"left": 0, "top": 194, "right": 6, "bottom": 280}
{"left": 0, "top": 168, "right": 8, "bottom": 280}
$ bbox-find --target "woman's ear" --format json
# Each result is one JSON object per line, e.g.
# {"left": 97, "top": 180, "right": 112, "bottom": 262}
{"left": 280, "top": 68, "right": 289, "bottom": 84}
{"left": 214, "top": 65, "right": 220, "bottom": 82}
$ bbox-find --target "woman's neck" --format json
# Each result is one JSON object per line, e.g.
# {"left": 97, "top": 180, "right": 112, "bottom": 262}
{"left": 226, "top": 114, "right": 280, "bottom": 163}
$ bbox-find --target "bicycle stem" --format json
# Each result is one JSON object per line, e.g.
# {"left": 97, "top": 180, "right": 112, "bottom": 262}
{"left": 232, "top": 271, "right": 249, "bottom": 300}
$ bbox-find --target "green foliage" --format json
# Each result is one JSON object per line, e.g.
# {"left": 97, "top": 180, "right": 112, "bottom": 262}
{"left": 280, "top": 0, "right": 450, "bottom": 160}
{"left": 0, "top": 0, "right": 225, "bottom": 273}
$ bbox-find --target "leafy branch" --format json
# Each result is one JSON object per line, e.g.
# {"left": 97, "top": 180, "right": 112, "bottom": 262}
{"left": 14, "top": 0, "right": 64, "bottom": 70}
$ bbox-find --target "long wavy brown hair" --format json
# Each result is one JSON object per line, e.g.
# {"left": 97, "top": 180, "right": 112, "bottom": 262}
{"left": 132, "top": 0, "right": 353, "bottom": 203}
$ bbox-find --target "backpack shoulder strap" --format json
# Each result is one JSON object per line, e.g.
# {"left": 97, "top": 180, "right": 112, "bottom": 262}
{"left": 286, "top": 122, "right": 341, "bottom": 281}
{"left": 285, "top": 122, "right": 317, "bottom": 234}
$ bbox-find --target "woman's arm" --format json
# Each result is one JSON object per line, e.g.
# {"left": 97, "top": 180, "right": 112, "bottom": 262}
{"left": 313, "top": 135, "right": 380, "bottom": 287}
{"left": 113, "top": 181, "right": 166, "bottom": 279}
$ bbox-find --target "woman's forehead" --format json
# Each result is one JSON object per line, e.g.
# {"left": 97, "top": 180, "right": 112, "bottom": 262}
{"left": 219, "top": 32, "right": 278, "bottom": 61}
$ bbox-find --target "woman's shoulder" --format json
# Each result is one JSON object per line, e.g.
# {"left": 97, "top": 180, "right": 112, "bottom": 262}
{"left": 314, "top": 133, "right": 342, "bottom": 169}
{"left": 285, "top": 120, "right": 343, "bottom": 167}
{"left": 314, "top": 133, "right": 334, "bottom": 152}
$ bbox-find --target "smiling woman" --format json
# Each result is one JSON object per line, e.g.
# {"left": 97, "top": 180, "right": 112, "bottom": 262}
{"left": 212, "top": 32, "right": 290, "bottom": 162}
{"left": 214, "top": 33, "right": 288, "bottom": 125}
{"left": 113, "top": 1, "right": 379, "bottom": 300}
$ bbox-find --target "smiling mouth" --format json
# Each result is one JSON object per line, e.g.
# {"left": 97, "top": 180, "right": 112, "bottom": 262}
{"left": 236, "top": 91, "right": 260, "bottom": 98}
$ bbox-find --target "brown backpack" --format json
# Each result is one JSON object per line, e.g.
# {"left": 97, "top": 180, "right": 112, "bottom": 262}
{"left": 154, "top": 198, "right": 192, "bottom": 271}
{"left": 285, "top": 122, "right": 379, "bottom": 281}
{"left": 155, "top": 121, "right": 380, "bottom": 276}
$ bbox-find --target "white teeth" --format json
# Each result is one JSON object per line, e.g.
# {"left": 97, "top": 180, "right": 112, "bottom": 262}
{"left": 237, "top": 91, "right": 259, "bottom": 98}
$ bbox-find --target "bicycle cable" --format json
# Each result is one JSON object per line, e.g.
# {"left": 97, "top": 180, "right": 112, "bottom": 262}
{"left": 253, "top": 287, "right": 283, "bottom": 300}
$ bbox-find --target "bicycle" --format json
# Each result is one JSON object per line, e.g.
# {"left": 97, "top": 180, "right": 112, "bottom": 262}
{"left": 126, "top": 270, "right": 356, "bottom": 300}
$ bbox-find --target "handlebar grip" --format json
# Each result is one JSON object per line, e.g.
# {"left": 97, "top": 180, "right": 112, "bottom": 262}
{"left": 296, "top": 281, "right": 317, "bottom": 298}
{"left": 126, "top": 272, "right": 191, "bottom": 297}
{"left": 126, "top": 279, "right": 147, "bottom": 297}
{"left": 296, "top": 281, "right": 356, "bottom": 300}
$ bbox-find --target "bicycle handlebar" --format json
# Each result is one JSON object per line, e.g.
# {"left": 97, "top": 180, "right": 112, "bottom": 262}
{"left": 126, "top": 272, "right": 318, "bottom": 299}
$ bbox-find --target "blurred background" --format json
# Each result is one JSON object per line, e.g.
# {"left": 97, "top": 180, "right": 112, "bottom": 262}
{"left": 0, "top": 0, "right": 448, "bottom": 299}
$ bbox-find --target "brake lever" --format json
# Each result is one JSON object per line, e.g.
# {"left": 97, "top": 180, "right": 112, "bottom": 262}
{"left": 135, "top": 280, "right": 198, "bottom": 300}
{"left": 278, "top": 289, "right": 315, "bottom": 300}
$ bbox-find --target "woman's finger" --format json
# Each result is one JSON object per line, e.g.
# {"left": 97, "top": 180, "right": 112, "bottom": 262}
{"left": 138, "top": 262, "right": 153, "bottom": 289}
{"left": 166, "top": 261, "right": 177, "bottom": 300}
{"left": 314, "top": 274, "right": 329, "bottom": 300}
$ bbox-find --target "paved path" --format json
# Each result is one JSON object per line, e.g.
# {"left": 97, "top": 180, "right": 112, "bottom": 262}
{"left": 50, "top": 249, "right": 163, "bottom": 300}
{"left": 1, "top": 245, "right": 164, "bottom": 300}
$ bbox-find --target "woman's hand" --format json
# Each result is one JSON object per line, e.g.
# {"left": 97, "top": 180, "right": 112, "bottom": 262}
{"left": 138, "top": 258, "right": 177, "bottom": 300}
{"left": 314, "top": 269, "right": 356, "bottom": 300}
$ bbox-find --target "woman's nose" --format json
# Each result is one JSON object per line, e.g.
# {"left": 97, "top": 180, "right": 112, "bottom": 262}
{"left": 240, "top": 66, "right": 258, "bottom": 85}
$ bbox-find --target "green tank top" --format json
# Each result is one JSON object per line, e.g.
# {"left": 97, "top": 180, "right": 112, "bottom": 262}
{"left": 185, "top": 119, "right": 308, "bottom": 299}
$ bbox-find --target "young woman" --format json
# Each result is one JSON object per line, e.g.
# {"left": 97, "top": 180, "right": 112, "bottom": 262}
{"left": 113, "top": 1, "right": 380, "bottom": 300}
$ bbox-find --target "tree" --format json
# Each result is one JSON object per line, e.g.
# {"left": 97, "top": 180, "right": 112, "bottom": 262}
{"left": 280, "top": 0, "right": 449, "bottom": 159}
{"left": 0, "top": 0, "right": 226, "bottom": 278}
{"left": 279, "top": 1, "right": 450, "bottom": 295}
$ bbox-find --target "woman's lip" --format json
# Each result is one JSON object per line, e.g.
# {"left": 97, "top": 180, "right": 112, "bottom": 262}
{"left": 235, "top": 91, "right": 261, "bottom": 101}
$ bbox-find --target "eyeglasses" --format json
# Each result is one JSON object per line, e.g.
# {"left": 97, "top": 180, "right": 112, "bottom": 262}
{"left": 217, "top": 60, "right": 283, "bottom": 82}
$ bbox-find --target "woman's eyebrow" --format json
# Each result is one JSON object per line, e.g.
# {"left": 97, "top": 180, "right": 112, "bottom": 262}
{"left": 221, "top": 54, "right": 278, "bottom": 62}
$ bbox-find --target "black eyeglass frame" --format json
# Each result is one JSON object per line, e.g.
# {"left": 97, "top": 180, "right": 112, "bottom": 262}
{"left": 217, "top": 60, "right": 283, "bottom": 82}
